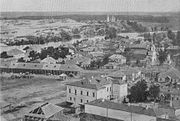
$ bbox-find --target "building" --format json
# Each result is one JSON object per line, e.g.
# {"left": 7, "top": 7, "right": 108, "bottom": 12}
{"left": 66, "top": 76, "right": 128, "bottom": 106}
{"left": 108, "top": 66, "right": 141, "bottom": 81}
{"left": 85, "top": 99, "right": 167, "bottom": 121}
{"left": 0, "top": 61, "right": 83, "bottom": 76}
{"left": 158, "top": 67, "right": 180, "bottom": 83}
{"left": 24, "top": 102, "right": 68, "bottom": 121}
{"left": 109, "top": 54, "right": 126, "bottom": 64}
{"left": 41, "top": 56, "right": 57, "bottom": 64}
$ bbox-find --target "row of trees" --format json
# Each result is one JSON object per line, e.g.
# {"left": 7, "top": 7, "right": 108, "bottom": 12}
{"left": 127, "top": 20, "right": 148, "bottom": 32}
{"left": 19, "top": 46, "right": 70, "bottom": 62}
{"left": 7, "top": 31, "right": 72, "bottom": 46}
{"left": 0, "top": 51, "right": 13, "bottom": 58}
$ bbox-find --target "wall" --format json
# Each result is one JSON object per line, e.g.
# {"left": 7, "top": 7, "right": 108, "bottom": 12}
{"left": 85, "top": 104, "right": 156, "bottom": 121}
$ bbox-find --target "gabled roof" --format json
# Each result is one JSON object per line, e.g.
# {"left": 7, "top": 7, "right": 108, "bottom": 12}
{"left": 41, "top": 56, "right": 57, "bottom": 64}
{"left": 108, "top": 66, "right": 140, "bottom": 78}
{"left": 86, "top": 99, "right": 157, "bottom": 117}
{"left": 26, "top": 102, "right": 64, "bottom": 119}
{"left": 67, "top": 76, "right": 124, "bottom": 90}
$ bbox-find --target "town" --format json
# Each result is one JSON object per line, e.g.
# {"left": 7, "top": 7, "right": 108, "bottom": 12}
{"left": 0, "top": 1, "right": 180, "bottom": 121}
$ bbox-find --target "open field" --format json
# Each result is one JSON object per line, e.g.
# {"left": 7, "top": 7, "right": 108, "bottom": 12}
{"left": 0, "top": 74, "right": 79, "bottom": 121}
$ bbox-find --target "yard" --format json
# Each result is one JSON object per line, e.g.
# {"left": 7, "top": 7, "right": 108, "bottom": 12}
{"left": 0, "top": 74, "right": 79, "bottom": 121}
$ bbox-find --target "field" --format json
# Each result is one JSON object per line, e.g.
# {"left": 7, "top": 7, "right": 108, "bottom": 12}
{"left": 0, "top": 74, "right": 79, "bottom": 121}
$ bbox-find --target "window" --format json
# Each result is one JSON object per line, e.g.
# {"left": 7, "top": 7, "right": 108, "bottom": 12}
{"left": 110, "top": 87, "right": 111, "bottom": 91}
{"left": 107, "top": 87, "right": 108, "bottom": 92}
{"left": 74, "top": 97, "right": 76, "bottom": 101}
{"left": 81, "top": 99, "right": 83, "bottom": 103}
{"left": 75, "top": 89, "right": 77, "bottom": 95}
{"left": 87, "top": 100, "right": 89, "bottom": 103}
{"left": 69, "top": 88, "right": 71, "bottom": 93}
{"left": 81, "top": 91, "right": 83, "bottom": 95}
{"left": 70, "top": 97, "right": 72, "bottom": 100}
{"left": 93, "top": 92, "right": 95, "bottom": 97}
{"left": 34, "top": 65, "right": 37, "bottom": 67}
{"left": 87, "top": 91, "right": 89, "bottom": 96}
{"left": 177, "top": 97, "right": 179, "bottom": 100}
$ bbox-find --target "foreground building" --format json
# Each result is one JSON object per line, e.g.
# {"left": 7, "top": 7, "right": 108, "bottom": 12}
{"left": 24, "top": 102, "right": 68, "bottom": 121}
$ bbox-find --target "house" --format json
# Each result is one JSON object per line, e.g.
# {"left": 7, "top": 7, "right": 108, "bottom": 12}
{"left": 108, "top": 66, "right": 141, "bottom": 81}
{"left": 158, "top": 68, "right": 180, "bottom": 83}
{"left": 84, "top": 99, "right": 167, "bottom": 121}
{"left": 109, "top": 54, "right": 126, "bottom": 64}
{"left": 66, "top": 76, "right": 128, "bottom": 106}
{"left": 102, "top": 62, "right": 121, "bottom": 70}
{"left": 0, "top": 62, "right": 83, "bottom": 76}
{"left": 24, "top": 102, "right": 68, "bottom": 121}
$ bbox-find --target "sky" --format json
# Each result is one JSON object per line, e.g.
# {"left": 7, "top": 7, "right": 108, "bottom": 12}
{"left": 1, "top": 0, "right": 180, "bottom": 12}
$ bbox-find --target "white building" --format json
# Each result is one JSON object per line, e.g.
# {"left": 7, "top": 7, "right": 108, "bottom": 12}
{"left": 66, "top": 76, "right": 128, "bottom": 106}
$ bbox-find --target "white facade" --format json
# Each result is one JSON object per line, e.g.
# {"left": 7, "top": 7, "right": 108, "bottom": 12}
{"left": 66, "top": 86, "right": 97, "bottom": 105}
{"left": 66, "top": 81, "right": 128, "bottom": 105}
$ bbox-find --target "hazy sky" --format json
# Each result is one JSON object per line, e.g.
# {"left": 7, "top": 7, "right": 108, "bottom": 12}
{"left": 1, "top": 0, "right": 180, "bottom": 12}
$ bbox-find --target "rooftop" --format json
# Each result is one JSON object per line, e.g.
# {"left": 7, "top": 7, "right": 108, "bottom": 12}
{"left": 26, "top": 102, "right": 64, "bottom": 119}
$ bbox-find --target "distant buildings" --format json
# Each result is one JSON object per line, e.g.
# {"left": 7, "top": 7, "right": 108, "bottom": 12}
{"left": 107, "top": 15, "right": 116, "bottom": 22}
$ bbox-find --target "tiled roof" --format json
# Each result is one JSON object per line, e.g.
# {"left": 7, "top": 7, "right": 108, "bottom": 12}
{"left": 86, "top": 99, "right": 157, "bottom": 117}
{"left": 67, "top": 76, "right": 124, "bottom": 89}
{"left": 26, "top": 102, "right": 64, "bottom": 119}
{"left": 159, "top": 67, "right": 180, "bottom": 80}
{"left": 108, "top": 66, "right": 140, "bottom": 78}
{"left": 67, "top": 79, "right": 97, "bottom": 90}
{"left": 109, "top": 54, "right": 126, "bottom": 60}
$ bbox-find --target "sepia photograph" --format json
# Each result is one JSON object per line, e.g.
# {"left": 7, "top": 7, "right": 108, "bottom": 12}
{"left": 0, "top": 0, "right": 180, "bottom": 121}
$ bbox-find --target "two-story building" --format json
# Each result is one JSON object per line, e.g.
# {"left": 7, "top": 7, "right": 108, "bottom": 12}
{"left": 66, "top": 76, "right": 128, "bottom": 106}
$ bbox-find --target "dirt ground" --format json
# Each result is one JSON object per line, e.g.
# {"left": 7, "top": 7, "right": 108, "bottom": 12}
{"left": 0, "top": 74, "right": 79, "bottom": 121}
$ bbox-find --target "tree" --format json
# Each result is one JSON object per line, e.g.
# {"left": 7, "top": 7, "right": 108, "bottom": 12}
{"left": 158, "top": 50, "right": 168, "bottom": 65}
{"left": 167, "top": 30, "right": 175, "bottom": 40}
{"left": 105, "top": 27, "right": 117, "bottom": 39}
{"left": 0, "top": 51, "right": 13, "bottom": 58}
{"left": 129, "top": 80, "right": 148, "bottom": 102}
{"left": 176, "top": 31, "right": 180, "bottom": 46}
{"left": 148, "top": 85, "right": 160, "bottom": 101}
